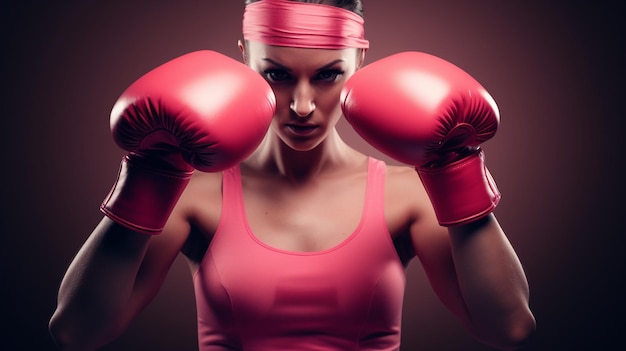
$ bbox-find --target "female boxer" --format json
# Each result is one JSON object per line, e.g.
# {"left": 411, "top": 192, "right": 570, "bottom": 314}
{"left": 49, "top": 1, "right": 535, "bottom": 350}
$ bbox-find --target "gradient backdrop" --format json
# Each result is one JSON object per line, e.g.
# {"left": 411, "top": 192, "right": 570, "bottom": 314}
{"left": 1, "top": 1, "right": 624, "bottom": 350}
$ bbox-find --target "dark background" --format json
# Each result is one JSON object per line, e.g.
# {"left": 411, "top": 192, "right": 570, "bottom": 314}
{"left": 1, "top": 1, "right": 624, "bottom": 350}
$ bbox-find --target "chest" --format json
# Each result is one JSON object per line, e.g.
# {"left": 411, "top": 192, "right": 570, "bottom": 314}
{"left": 241, "top": 172, "right": 369, "bottom": 252}
{"left": 197, "top": 242, "right": 406, "bottom": 342}
{"left": 193, "top": 165, "right": 407, "bottom": 347}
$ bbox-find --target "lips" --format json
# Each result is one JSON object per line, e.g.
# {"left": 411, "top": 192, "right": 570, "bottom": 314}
{"left": 287, "top": 124, "right": 318, "bottom": 136}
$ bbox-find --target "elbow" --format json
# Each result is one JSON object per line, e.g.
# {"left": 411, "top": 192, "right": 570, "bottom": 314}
{"left": 48, "top": 311, "right": 75, "bottom": 350}
{"left": 48, "top": 309, "right": 109, "bottom": 351}
{"left": 48, "top": 310, "right": 90, "bottom": 351}
{"left": 484, "top": 310, "right": 537, "bottom": 351}
{"left": 501, "top": 313, "right": 536, "bottom": 350}
{"left": 466, "top": 307, "right": 536, "bottom": 351}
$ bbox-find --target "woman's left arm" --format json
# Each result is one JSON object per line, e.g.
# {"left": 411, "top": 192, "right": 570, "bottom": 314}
{"left": 446, "top": 214, "right": 536, "bottom": 350}
{"left": 410, "top": 208, "right": 535, "bottom": 351}
{"left": 343, "top": 52, "right": 536, "bottom": 348}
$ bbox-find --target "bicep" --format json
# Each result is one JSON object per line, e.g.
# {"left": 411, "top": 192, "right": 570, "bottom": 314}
{"left": 386, "top": 166, "right": 472, "bottom": 322}
{"left": 52, "top": 215, "right": 190, "bottom": 345}
{"left": 125, "top": 208, "right": 191, "bottom": 317}
{"left": 408, "top": 190, "right": 472, "bottom": 324}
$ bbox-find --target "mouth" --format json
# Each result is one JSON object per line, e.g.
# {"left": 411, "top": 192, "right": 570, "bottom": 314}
{"left": 286, "top": 124, "right": 318, "bottom": 136}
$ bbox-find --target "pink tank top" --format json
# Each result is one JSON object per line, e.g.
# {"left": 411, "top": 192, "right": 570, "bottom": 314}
{"left": 193, "top": 158, "right": 406, "bottom": 350}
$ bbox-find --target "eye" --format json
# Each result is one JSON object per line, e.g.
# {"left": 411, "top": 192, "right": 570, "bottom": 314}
{"left": 315, "top": 69, "right": 344, "bottom": 82}
{"left": 263, "top": 69, "right": 291, "bottom": 83}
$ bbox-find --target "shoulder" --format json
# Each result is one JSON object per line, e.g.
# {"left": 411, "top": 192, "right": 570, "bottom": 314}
{"left": 168, "top": 170, "right": 225, "bottom": 262}
{"left": 188, "top": 169, "right": 224, "bottom": 197}
{"left": 175, "top": 170, "right": 223, "bottom": 218}
{"left": 383, "top": 163, "right": 427, "bottom": 208}
{"left": 380, "top": 162, "right": 430, "bottom": 232}
{"left": 382, "top": 162, "right": 443, "bottom": 221}
{"left": 384, "top": 163, "right": 418, "bottom": 181}
{"left": 381, "top": 161, "right": 447, "bottom": 252}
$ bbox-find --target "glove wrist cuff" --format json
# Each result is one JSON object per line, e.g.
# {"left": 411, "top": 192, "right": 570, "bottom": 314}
{"left": 416, "top": 150, "right": 500, "bottom": 227}
{"left": 100, "top": 154, "right": 193, "bottom": 234}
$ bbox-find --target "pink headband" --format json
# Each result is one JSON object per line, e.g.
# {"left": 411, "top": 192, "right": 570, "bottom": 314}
{"left": 242, "top": 0, "right": 369, "bottom": 49}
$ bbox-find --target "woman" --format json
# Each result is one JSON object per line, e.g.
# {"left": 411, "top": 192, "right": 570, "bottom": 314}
{"left": 49, "top": 0, "right": 536, "bottom": 350}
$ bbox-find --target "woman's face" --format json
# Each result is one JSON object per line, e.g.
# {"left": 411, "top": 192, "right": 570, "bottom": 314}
{"left": 242, "top": 40, "right": 364, "bottom": 151}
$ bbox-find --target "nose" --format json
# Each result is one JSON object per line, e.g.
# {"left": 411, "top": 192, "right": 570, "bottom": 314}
{"left": 290, "top": 81, "right": 316, "bottom": 117}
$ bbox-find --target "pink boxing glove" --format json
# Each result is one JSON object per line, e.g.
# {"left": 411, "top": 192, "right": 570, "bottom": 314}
{"left": 101, "top": 51, "right": 275, "bottom": 234}
{"left": 341, "top": 51, "right": 500, "bottom": 226}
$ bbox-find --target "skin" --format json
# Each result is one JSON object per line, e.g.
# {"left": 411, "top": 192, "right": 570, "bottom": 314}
{"left": 49, "top": 40, "right": 536, "bottom": 351}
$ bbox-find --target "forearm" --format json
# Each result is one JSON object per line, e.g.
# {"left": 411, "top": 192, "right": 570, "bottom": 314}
{"left": 49, "top": 218, "right": 152, "bottom": 350}
{"left": 448, "top": 215, "right": 535, "bottom": 349}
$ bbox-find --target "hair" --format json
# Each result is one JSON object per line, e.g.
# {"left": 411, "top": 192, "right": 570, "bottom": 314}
{"left": 244, "top": 0, "right": 364, "bottom": 18}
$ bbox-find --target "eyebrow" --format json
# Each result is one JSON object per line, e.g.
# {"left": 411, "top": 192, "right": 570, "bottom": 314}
{"left": 262, "top": 58, "right": 345, "bottom": 72}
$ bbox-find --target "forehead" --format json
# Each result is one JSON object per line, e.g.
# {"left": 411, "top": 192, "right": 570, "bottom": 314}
{"left": 246, "top": 40, "right": 357, "bottom": 68}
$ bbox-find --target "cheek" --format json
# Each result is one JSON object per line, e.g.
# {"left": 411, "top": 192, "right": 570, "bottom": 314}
{"left": 268, "top": 87, "right": 292, "bottom": 112}
{"left": 315, "top": 85, "right": 344, "bottom": 115}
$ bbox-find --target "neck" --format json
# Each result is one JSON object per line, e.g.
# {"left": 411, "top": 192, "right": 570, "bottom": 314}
{"left": 243, "top": 129, "right": 363, "bottom": 183}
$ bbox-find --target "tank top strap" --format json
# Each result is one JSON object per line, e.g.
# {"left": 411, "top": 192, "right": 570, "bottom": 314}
{"left": 221, "top": 165, "right": 242, "bottom": 205}
{"left": 363, "top": 157, "right": 387, "bottom": 226}
{"left": 217, "top": 165, "right": 247, "bottom": 234}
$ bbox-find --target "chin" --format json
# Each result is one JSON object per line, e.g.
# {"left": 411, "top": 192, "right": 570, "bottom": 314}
{"left": 286, "top": 141, "right": 323, "bottom": 153}
{"left": 280, "top": 135, "right": 326, "bottom": 153}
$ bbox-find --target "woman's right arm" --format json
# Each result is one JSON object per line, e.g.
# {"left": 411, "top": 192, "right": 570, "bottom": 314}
{"left": 48, "top": 214, "right": 190, "bottom": 351}
{"left": 48, "top": 50, "right": 275, "bottom": 350}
